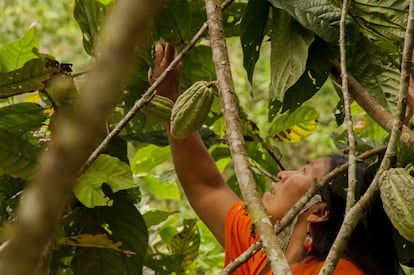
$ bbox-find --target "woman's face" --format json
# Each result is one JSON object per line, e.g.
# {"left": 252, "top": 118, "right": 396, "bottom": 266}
{"left": 262, "top": 157, "right": 331, "bottom": 223}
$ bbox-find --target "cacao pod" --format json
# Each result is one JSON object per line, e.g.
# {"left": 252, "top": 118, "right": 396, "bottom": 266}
{"left": 170, "top": 81, "right": 214, "bottom": 139}
{"left": 379, "top": 168, "right": 414, "bottom": 242}
{"left": 141, "top": 94, "right": 174, "bottom": 123}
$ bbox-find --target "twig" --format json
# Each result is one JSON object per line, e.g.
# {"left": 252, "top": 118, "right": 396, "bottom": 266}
{"left": 319, "top": 1, "right": 414, "bottom": 273}
{"left": 337, "top": 0, "right": 357, "bottom": 214}
{"left": 219, "top": 241, "right": 263, "bottom": 274}
{"left": 204, "top": 0, "right": 290, "bottom": 273}
{"left": 78, "top": 0, "right": 235, "bottom": 176}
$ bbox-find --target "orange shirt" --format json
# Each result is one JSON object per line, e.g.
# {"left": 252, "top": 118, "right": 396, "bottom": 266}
{"left": 224, "top": 201, "right": 365, "bottom": 275}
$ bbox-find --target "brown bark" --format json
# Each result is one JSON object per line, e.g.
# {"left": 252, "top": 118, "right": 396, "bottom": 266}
{"left": 204, "top": 0, "right": 291, "bottom": 273}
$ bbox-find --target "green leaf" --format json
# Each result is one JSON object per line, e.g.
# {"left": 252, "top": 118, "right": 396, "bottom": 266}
{"left": 0, "top": 58, "right": 60, "bottom": 98}
{"left": 351, "top": 0, "right": 408, "bottom": 54}
{"left": 0, "top": 27, "right": 39, "bottom": 72}
{"left": 131, "top": 144, "right": 171, "bottom": 174}
{"left": 280, "top": 38, "right": 332, "bottom": 113}
{"left": 269, "top": 8, "right": 314, "bottom": 104}
{"left": 349, "top": 40, "right": 401, "bottom": 112}
{"left": 267, "top": 0, "right": 352, "bottom": 43}
{"left": 240, "top": 0, "right": 270, "bottom": 84}
{"left": 267, "top": 105, "right": 319, "bottom": 143}
{"left": 181, "top": 45, "right": 216, "bottom": 90}
{"left": 74, "top": 0, "right": 106, "bottom": 56}
{"left": 136, "top": 175, "right": 180, "bottom": 200}
{"left": 0, "top": 129, "right": 39, "bottom": 179}
{"left": 155, "top": 0, "right": 191, "bottom": 46}
{"left": 143, "top": 210, "right": 179, "bottom": 228}
{"left": 74, "top": 154, "right": 136, "bottom": 208}
{"left": 0, "top": 102, "right": 46, "bottom": 136}
{"left": 170, "top": 219, "right": 200, "bottom": 273}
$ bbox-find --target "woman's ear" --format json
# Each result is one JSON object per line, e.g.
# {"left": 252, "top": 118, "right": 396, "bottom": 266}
{"left": 307, "top": 202, "right": 330, "bottom": 223}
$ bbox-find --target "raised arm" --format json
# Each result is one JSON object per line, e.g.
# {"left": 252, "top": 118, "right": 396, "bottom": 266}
{"left": 152, "top": 43, "right": 239, "bottom": 245}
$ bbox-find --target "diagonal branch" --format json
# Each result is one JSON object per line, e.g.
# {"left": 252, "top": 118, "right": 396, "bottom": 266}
{"left": 320, "top": 1, "right": 414, "bottom": 273}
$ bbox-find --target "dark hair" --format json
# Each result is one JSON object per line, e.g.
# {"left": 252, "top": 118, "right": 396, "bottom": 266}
{"left": 308, "top": 155, "right": 399, "bottom": 275}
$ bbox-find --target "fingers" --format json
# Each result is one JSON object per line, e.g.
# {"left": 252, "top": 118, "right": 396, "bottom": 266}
{"left": 164, "top": 43, "right": 176, "bottom": 63}
{"left": 154, "top": 43, "right": 165, "bottom": 67}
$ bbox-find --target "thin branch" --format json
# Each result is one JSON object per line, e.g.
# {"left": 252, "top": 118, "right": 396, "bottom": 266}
{"left": 219, "top": 241, "right": 263, "bottom": 274}
{"left": 78, "top": 0, "right": 235, "bottom": 176}
{"left": 338, "top": 0, "right": 357, "bottom": 214}
{"left": 204, "top": 0, "right": 290, "bottom": 273}
{"left": 320, "top": 1, "right": 414, "bottom": 273}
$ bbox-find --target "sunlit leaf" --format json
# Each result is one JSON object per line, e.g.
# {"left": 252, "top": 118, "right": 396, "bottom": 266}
{"left": 74, "top": 0, "right": 106, "bottom": 56}
{"left": 135, "top": 175, "right": 180, "bottom": 200}
{"left": 267, "top": 105, "right": 319, "bottom": 142}
{"left": 131, "top": 144, "right": 171, "bottom": 174}
{"left": 0, "top": 58, "right": 60, "bottom": 98}
{"left": 143, "top": 209, "right": 179, "bottom": 228}
{"left": 0, "top": 129, "right": 39, "bottom": 179}
{"left": 0, "top": 27, "right": 39, "bottom": 72}
{"left": 74, "top": 154, "right": 136, "bottom": 208}
{"left": 269, "top": 8, "right": 314, "bottom": 105}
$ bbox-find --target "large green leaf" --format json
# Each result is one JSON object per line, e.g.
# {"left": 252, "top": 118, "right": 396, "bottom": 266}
{"left": 0, "top": 129, "right": 39, "bottom": 179}
{"left": 240, "top": 0, "right": 270, "bottom": 84}
{"left": 0, "top": 27, "right": 39, "bottom": 72}
{"left": 71, "top": 191, "right": 148, "bottom": 275}
{"left": 269, "top": 8, "right": 314, "bottom": 105}
{"left": 143, "top": 209, "right": 179, "bottom": 228}
{"left": 131, "top": 144, "right": 171, "bottom": 174}
{"left": 351, "top": 0, "right": 408, "bottom": 54}
{"left": 267, "top": 105, "right": 319, "bottom": 143}
{"left": 74, "top": 154, "right": 136, "bottom": 208}
{"left": 0, "top": 102, "right": 46, "bottom": 136}
{"left": 74, "top": 0, "right": 106, "bottom": 56}
{"left": 155, "top": 0, "right": 192, "bottom": 46}
{"left": 0, "top": 58, "right": 60, "bottom": 98}
{"left": 181, "top": 45, "right": 216, "bottom": 90}
{"left": 279, "top": 38, "right": 332, "bottom": 114}
{"left": 267, "top": 0, "right": 353, "bottom": 43}
{"left": 349, "top": 39, "right": 401, "bottom": 113}
{"left": 136, "top": 175, "right": 180, "bottom": 200}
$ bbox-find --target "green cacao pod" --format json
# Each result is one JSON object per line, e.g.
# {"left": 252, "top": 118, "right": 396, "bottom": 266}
{"left": 379, "top": 168, "right": 414, "bottom": 242}
{"left": 170, "top": 81, "right": 214, "bottom": 139}
{"left": 141, "top": 94, "right": 174, "bottom": 123}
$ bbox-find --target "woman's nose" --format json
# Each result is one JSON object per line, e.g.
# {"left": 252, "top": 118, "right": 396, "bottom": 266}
{"left": 277, "top": 170, "right": 292, "bottom": 181}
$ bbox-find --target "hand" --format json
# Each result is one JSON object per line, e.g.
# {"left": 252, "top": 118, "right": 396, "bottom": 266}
{"left": 149, "top": 43, "right": 182, "bottom": 102}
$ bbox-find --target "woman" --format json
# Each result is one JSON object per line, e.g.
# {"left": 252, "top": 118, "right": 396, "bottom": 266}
{"left": 151, "top": 43, "right": 399, "bottom": 274}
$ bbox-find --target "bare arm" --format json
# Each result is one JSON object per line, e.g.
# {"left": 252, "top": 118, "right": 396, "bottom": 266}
{"left": 152, "top": 43, "right": 238, "bottom": 245}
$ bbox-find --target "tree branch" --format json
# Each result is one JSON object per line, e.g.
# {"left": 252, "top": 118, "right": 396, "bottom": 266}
{"left": 320, "top": 1, "right": 414, "bottom": 273}
{"left": 0, "top": 1, "right": 162, "bottom": 274}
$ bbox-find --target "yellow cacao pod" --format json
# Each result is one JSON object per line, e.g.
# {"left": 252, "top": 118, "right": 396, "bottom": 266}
{"left": 379, "top": 168, "right": 414, "bottom": 242}
{"left": 170, "top": 81, "right": 214, "bottom": 139}
{"left": 141, "top": 94, "right": 174, "bottom": 123}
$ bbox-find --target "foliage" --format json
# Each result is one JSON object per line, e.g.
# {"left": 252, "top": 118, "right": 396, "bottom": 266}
{"left": 0, "top": 0, "right": 413, "bottom": 273}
